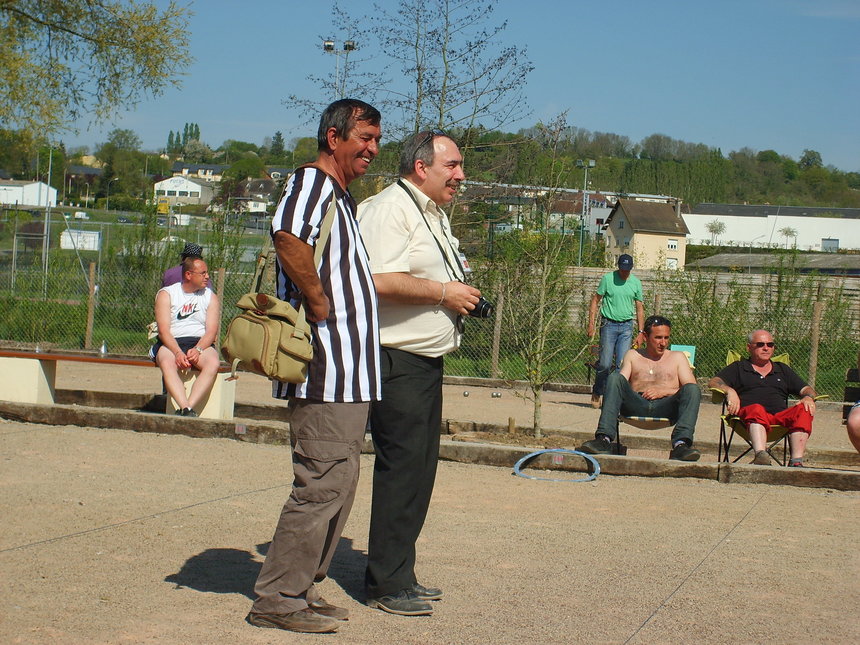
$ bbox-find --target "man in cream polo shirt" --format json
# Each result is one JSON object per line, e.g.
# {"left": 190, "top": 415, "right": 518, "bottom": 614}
{"left": 357, "top": 129, "right": 481, "bottom": 616}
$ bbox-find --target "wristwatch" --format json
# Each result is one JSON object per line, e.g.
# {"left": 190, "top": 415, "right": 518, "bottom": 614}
{"left": 194, "top": 346, "right": 204, "bottom": 353}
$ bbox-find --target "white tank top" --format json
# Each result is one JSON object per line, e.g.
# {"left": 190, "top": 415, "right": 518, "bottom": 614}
{"left": 159, "top": 281, "right": 212, "bottom": 338}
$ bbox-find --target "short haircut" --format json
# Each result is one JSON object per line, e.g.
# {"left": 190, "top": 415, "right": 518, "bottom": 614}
{"left": 182, "top": 256, "right": 201, "bottom": 275}
{"left": 399, "top": 129, "right": 452, "bottom": 177}
{"left": 644, "top": 315, "right": 671, "bottom": 334}
{"left": 317, "top": 99, "right": 381, "bottom": 152}
{"left": 747, "top": 329, "right": 771, "bottom": 343}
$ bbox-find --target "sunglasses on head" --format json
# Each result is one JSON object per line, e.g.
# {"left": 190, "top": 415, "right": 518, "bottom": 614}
{"left": 754, "top": 341, "right": 775, "bottom": 348}
{"left": 417, "top": 128, "right": 447, "bottom": 150}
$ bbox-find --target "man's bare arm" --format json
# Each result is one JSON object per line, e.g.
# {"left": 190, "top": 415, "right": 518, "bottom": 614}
{"left": 676, "top": 351, "right": 696, "bottom": 386}
{"left": 274, "top": 231, "right": 330, "bottom": 322}
{"left": 587, "top": 293, "right": 601, "bottom": 337}
{"left": 373, "top": 272, "right": 480, "bottom": 316}
{"left": 633, "top": 300, "right": 646, "bottom": 346}
{"left": 797, "top": 385, "right": 818, "bottom": 413}
{"left": 708, "top": 375, "right": 740, "bottom": 414}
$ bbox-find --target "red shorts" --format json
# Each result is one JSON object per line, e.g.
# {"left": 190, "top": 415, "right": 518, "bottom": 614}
{"left": 736, "top": 403, "right": 813, "bottom": 436}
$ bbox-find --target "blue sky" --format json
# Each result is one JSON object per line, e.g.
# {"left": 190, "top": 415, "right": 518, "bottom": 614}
{"left": 68, "top": 0, "right": 860, "bottom": 173}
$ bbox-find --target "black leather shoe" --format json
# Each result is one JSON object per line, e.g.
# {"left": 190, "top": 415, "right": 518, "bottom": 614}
{"left": 669, "top": 443, "right": 701, "bottom": 461}
{"left": 412, "top": 582, "right": 443, "bottom": 600}
{"left": 366, "top": 589, "right": 433, "bottom": 616}
{"left": 579, "top": 436, "right": 613, "bottom": 455}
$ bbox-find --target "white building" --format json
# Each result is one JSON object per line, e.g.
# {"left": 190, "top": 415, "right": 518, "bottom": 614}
{"left": 0, "top": 180, "right": 57, "bottom": 208}
{"left": 153, "top": 176, "right": 214, "bottom": 206}
{"left": 683, "top": 206, "right": 860, "bottom": 252}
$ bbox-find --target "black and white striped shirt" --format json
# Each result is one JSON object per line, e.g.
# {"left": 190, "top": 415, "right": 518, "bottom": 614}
{"left": 271, "top": 167, "right": 381, "bottom": 403}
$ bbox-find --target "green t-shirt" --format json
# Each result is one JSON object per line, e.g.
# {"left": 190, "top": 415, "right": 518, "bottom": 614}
{"left": 597, "top": 271, "right": 643, "bottom": 322}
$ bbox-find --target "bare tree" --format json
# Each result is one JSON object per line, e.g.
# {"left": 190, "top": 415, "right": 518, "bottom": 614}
{"left": 485, "top": 114, "right": 586, "bottom": 438}
{"left": 372, "top": 0, "right": 534, "bottom": 144}
{"left": 283, "top": 1, "right": 533, "bottom": 150}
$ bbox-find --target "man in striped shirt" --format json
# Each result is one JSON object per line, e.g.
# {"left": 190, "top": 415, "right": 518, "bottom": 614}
{"left": 247, "top": 99, "right": 382, "bottom": 635}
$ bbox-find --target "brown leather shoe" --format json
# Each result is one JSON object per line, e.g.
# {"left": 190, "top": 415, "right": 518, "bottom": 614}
{"left": 309, "top": 598, "right": 350, "bottom": 620}
{"left": 246, "top": 608, "right": 339, "bottom": 633}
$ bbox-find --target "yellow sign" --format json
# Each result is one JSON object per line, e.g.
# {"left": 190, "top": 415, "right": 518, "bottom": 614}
{"left": 157, "top": 197, "right": 169, "bottom": 214}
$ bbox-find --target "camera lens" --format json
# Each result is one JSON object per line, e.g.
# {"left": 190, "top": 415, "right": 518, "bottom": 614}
{"left": 468, "top": 297, "right": 494, "bottom": 318}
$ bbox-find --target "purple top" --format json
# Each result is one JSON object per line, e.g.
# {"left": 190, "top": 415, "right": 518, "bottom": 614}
{"left": 162, "top": 264, "right": 212, "bottom": 288}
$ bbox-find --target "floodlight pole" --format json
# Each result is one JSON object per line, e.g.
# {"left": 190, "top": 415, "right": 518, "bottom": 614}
{"left": 323, "top": 39, "right": 356, "bottom": 99}
{"left": 576, "top": 159, "right": 595, "bottom": 266}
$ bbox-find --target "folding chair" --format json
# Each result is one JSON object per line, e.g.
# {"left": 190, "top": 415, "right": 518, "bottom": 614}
{"left": 712, "top": 350, "right": 826, "bottom": 466}
{"left": 614, "top": 345, "right": 697, "bottom": 455}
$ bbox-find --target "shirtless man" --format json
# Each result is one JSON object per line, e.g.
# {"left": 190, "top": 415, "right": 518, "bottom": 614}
{"left": 579, "top": 315, "right": 702, "bottom": 461}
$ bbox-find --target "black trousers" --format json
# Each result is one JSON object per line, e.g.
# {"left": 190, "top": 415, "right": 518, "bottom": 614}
{"left": 365, "top": 346, "right": 443, "bottom": 597}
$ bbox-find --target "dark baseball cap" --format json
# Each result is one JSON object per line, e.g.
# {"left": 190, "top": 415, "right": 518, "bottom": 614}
{"left": 618, "top": 254, "right": 634, "bottom": 270}
{"left": 181, "top": 242, "right": 203, "bottom": 259}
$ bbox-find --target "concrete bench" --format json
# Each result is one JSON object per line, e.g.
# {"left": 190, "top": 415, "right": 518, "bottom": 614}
{"left": 0, "top": 349, "right": 237, "bottom": 420}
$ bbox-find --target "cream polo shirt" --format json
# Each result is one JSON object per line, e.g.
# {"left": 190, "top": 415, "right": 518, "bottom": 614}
{"left": 357, "top": 178, "right": 464, "bottom": 358}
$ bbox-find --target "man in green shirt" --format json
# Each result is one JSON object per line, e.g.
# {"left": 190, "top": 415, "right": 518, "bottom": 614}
{"left": 587, "top": 254, "right": 645, "bottom": 408}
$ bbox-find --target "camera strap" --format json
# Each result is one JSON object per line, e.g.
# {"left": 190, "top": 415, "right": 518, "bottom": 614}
{"left": 397, "top": 179, "right": 465, "bottom": 282}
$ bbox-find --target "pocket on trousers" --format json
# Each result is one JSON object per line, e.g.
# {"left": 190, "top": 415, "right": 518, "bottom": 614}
{"left": 292, "top": 438, "right": 350, "bottom": 504}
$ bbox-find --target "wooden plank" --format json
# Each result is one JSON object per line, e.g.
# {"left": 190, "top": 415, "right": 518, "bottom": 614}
{"left": 0, "top": 349, "right": 232, "bottom": 373}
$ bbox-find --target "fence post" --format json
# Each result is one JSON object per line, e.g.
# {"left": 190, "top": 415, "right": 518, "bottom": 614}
{"left": 653, "top": 293, "right": 662, "bottom": 315}
{"left": 85, "top": 261, "right": 96, "bottom": 349}
{"left": 808, "top": 300, "right": 823, "bottom": 388}
{"left": 491, "top": 289, "right": 504, "bottom": 379}
{"left": 216, "top": 267, "right": 226, "bottom": 347}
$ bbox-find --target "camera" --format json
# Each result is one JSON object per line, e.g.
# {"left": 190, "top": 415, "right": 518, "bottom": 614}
{"left": 468, "top": 296, "right": 495, "bottom": 319}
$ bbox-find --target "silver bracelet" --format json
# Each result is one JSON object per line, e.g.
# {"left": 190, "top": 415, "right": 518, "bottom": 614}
{"left": 437, "top": 282, "right": 446, "bottom": 307}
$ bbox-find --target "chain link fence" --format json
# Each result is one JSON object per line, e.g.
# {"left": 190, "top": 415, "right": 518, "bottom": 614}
{"left": 1, "top": 233, "right": 858, "bottom": 402}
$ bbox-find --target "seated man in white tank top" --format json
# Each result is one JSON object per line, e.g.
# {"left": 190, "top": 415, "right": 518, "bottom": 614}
{"left": 150, "top": 257, "right": 221, "bottom": 416}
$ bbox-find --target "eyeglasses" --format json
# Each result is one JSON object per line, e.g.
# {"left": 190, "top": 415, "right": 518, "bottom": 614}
{"left": 189, "top": 270, "right": 209, "bottom": 276}
{"left": 753, "top": 341, "right": 775, "bottom": 348}
{"left": 417, "top": 128, "right": 447, "bottom": 150}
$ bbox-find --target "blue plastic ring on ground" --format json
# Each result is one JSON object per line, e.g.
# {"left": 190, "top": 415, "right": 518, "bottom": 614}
{"left": 512, "top": 448, "right": 600, "bottom": 482}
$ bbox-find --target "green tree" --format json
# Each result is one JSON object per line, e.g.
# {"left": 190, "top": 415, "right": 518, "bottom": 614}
{"left": 778, "top": 226, "right": 798, "bottom": 248}
{"left": 799, "top": 149, "right": 823, "bottom": 169}
{"left": 0, "top": 0, "right": 192, "bottom": 136}
{"left": 223, "top": 156, "right": 266, "bottom": 182}
{"left": 705, "top": 219, "right": 726, "bottom": 245}
{"left": 269, "top": 131, "right": 286, "bottom": 160}
{"left": 291, "top": 137, "right": 318, "bottom": 165}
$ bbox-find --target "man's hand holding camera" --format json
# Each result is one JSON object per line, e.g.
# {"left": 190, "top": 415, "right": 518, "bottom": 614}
{"left": 441, "top": 280, "right": 481, "bottom": 316}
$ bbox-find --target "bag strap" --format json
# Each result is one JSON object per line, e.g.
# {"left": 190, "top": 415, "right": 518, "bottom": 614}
{"left": 251, "top": 170, "right": 339, "bottom": 294}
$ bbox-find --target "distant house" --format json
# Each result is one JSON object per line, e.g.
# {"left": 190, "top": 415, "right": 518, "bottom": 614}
{"left": 153, "top": 176, "right": 214, "bottom": 206}
{"left": 266, "top": 166, "right": 293, "bottom": 180}
{"left": 0, "top": 180, "right": 57, "bottom": 208}
{"left": 171, "top": 162, "right": 227, "bottom": 183}
{"left": 603, "top": 198, "right": 689, "bottom": 270}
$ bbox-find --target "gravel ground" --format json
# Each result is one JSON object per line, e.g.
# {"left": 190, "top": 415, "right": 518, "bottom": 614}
{"left": 0, "top": 363, "right": 857, "bottom": 644}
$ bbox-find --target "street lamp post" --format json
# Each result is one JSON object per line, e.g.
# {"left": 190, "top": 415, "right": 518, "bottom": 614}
{"left": 106, "top": 177, "right": 118, "bottom": 211}
{"left": 323, "top": 39, "right": 356, "bottom": 99}
{"left": 576, "top": 159, "right": 596, "bottom": 266}
{"left": 748, "top": 234, "right": 766, "bottom": 273}
{"left": 84, "top": 183, "right": 90, "bottom": 209}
